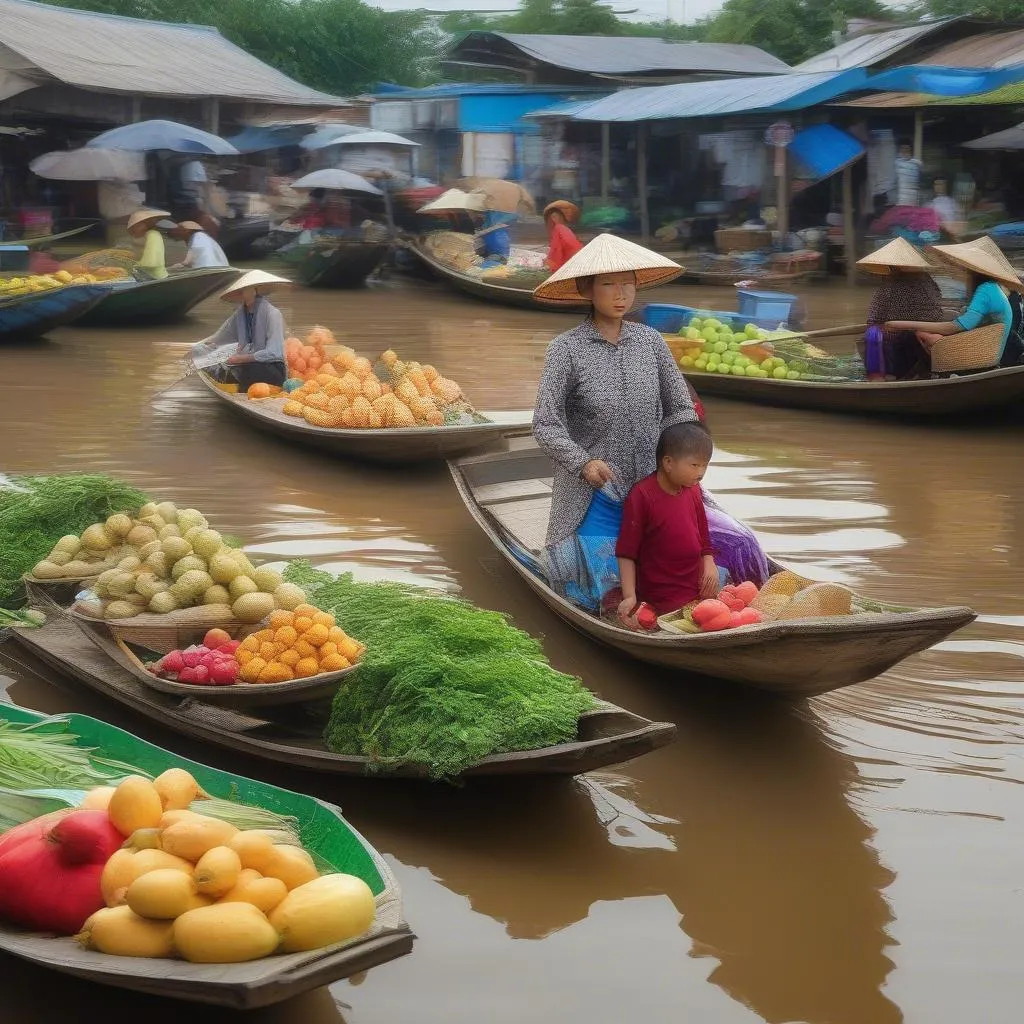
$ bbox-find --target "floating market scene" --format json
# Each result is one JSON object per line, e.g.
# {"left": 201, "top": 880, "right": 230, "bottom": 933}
{"left": 1, "top": 0, "right": 1024, "bottom": 1021}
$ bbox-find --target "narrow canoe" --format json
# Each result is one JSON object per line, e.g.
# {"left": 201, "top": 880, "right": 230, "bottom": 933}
{"left": 218, "top": 217, "right": 271, "bottom": 261}
{"left": 279, "top": 238, "right": 389, "bottom": 288}
{"left": 2, "top": 613, "right": 676, "bottom": 778}
{"left": 406, "top": 238, "right": 587, "bottom": 313}
{"left": 188, "top": 345, "right": 534, "bottom": 463}
{"left": 18, "top": 222, "right": 101, "bottom": 249}
{"left": 0, "top": 284, "right": 109, "bottom": 340}
{"left": 448, "top": 442, "right": 976, "bottom": 697}
{"left": 0, "top": 694, "right": 412, "bottom": 1008}
{"left": 74, "top": 268, "right": 240, "bottom": 327}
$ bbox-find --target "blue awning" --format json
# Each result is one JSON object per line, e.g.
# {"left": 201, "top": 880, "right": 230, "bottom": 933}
{"left": 226, "top": 124, "right": 310, "bottom": 153}
{"left": 865, "top": 62, "right": 1024, "bottom": 97}
{"left": 787, "top": 124, "right": 864, "bottom": 181}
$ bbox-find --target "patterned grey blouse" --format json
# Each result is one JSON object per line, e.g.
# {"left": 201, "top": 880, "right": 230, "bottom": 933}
{"left": 533, "top": 317, "right": 699, "bottom": 547}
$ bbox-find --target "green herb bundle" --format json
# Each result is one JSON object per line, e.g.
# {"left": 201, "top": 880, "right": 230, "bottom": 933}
{"left": 285, "top": 562, "right": 595, "bottom": 780}
{"left": 0, "top": 474, "right": 148, "bottom": 607}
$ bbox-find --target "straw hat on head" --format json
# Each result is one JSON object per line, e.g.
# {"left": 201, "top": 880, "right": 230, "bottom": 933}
{"left": 219, "top": 269, "right": 292, "bottom": 302}
{"left": 126, "top": 208, "right": 171, "bottom": 231}
{"left": 857, "top": 237, "right": 932, "bottom": 275}
{"left": 533, "top": 233, "right": 683, "bottom": 304}
{"left": 928, "top": 238, "right": 1022, "bottom": 289}
{"left": 543, "top": 200, "right": 580, "bottom": 225}
{"left": 176, "top": 220, "right": 205, "bottom": 233}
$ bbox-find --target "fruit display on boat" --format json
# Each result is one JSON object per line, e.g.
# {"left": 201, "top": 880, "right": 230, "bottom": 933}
{"left": 0, "top": 268, "right": 123, "bottom": 300}
{"left": 0, "top": 770, "right": 378, "bottom": 962}
{"left": 662, "top": 316, "right": 862, "bottom": 381}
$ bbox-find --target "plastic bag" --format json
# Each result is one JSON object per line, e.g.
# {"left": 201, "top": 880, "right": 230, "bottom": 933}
{"left": 702, "top": 490, "right": 770, "bottom": 588}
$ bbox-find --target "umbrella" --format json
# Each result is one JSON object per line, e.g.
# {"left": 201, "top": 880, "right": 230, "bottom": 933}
{"left": 301, "top": 127, "right": 418, "bottom": 151}
{"left": 30, "top": 147, "right": 145, "bottom": 181}
{"left": 290, "top": 168, "right": 383, "bottom": 196}
{"left": 457, "top": 177, "right": 535, "bottom": 215}
{"left": 87, "top": 119, "right": 238, "bottom": 155}
{"left": 299, "top": 124, "right": 371, "bottom": 151}
{"left": 963, "top": 123, "right": 1024, "bottom": 150}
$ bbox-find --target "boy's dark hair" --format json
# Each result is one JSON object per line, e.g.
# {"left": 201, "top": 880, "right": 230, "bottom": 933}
{"left": 657, "top": 421, "right": 713, "bottom": 465}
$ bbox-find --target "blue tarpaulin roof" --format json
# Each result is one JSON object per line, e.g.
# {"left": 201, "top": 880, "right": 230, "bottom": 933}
{"left": 862, "top": 61, "right": 1024, "bottom": 96}
{"left": 787, "top": 124, "right": 864, "bottom": 180}
{"left": 226, "top": 124, "right": 310, "bottom": 153}
{"left": 558, "top": 70, "right": 869, "bottom": 123}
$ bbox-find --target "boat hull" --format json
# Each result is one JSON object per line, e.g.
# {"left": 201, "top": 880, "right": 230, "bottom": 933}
{"left": 449, "top": 444, "right": 976, "bottom": 696}
{"left": 75, "top": 268, "right": 240, "bottom": 326}
{"left": 4, "top": 614, "right": 676, "bottom": 778}
{"left": 218, "top": 217, "right": 270, "bottom": 260}
{"left": 0, "top": 697, "right": 412, "bottom": 1008}
{"left": 0, "top": 284, "right": 108, "bottom": 339}
{"left": 281, "top": 239, "right": 389, "bottom": 288}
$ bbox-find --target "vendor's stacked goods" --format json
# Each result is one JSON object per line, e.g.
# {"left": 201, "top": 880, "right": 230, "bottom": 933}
{"left": 665, "top": 317, "right": 863, "bottom": 382}
{"left": 0, "top": 269, "right": 121, "bottom": 300}
{"left": 280, "top": 345, "right": 475, "bottom": 429}
{"left": 0, "top": 769, "right": 378, "bottom": 962}
{"left": 35, "top": 501, "right": 307, "bottom": 623}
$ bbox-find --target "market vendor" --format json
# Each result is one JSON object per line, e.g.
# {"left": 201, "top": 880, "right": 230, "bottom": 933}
{"left": 543, "top": 200, "right": 583, "bottom": 271}
{"left": 473, "top": 210, "right": 515, "bottom": 267}
{"left": 200, "top": 270, "right": 291, "bottom": 391}
{"left": 127, "top": 208, "right": 171, "bottom": 280}
{"left": 886, "top": 238, "right": 1021, "bottom": 368}
{"left": 171, "top": 221, "right": 229, "bottom": 270}
{"left": 857, "top": 237, "right": 943, "bottom": 380}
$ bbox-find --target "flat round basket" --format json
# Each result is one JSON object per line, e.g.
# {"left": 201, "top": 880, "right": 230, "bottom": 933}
{"left": 113, "top": 636, "right": 357, "bottom": 708}
{"left": 69, "top": 603, "right": 242, "bottom": 655}
{"left": 930, "top": 322, "right": 1004, "bottom": 373}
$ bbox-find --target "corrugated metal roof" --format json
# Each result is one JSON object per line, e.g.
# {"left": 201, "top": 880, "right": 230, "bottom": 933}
{"left": 565, "top": 70, "right": 867, "bottom": 123}
{"left": 372, "top": 82, "right": 600, "bottom": 97}
{"left": 0, "top": 0, "right": 343, "bottom": 106}
{"left": 446, "top": 32, "right": 790, "bottom": 78}
{"left": 526, "top": 97, "right": 605, "bottom": 119}
{"left": 917, "top": 28, "right": 1024, "bottom": 68}
{"left": 793, "top": 18, "right": 958, "bottom": 73}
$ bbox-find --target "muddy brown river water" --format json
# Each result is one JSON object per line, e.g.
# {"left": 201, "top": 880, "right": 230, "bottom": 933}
{"left": 1, "top": 272, "right": 1022, "bottom": 1024}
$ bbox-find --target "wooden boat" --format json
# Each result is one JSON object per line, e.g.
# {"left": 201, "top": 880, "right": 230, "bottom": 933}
{"left": 2, "top": 612, "right": 676, "bottom": 778}
{"left": 278, "top": 237, "right": 389, "bottom": 288}
{"left": 406, "top": 237, "right": 587, "bottom": 313}
{"left": 218, "top": 216, "right": 270, "bottom": 261}
{"left": 74, "top": 268, "right": 239, "bottom": 327}
{"left": 189, "top": 345, "right": 534, "bottom": 463}
{"left": 0, "top": 284, "right": 109, "bottom": 340}
{"left": 0, "top": 694, "right": 412, "bottom": 1008}
{"left": 449, "top": 442, "right": 976, "bottom": 697}
{"left": 19, "top": 222, "right": 101, "bottom": 249}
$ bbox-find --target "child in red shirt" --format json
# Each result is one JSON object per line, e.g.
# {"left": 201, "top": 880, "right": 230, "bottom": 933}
{"left": 615, "top": 422, "right": 718, "bottom": 621}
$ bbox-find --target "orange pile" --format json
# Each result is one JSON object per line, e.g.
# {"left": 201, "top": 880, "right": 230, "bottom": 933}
{"left": 235, "top": 604, "right": 364, "bottom": 684}
{"left": 284, "top": 326, "right": 336, "bottom": 381}
{"left": 282, "top": 348, "right": 464, "bottom": 429}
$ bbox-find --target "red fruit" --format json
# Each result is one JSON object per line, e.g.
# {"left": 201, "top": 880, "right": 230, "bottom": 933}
{"left": 734, "top": 581, "right": 759, "bottom": 606}
{"left": 691, "top": 599, "right": 730, "bottom": 628}
{"left": 161, "top": 650, "right": 185, "bottom": 673}
{"left": 736, "top": 607, "right": 763, "bottom": 626}
{"left": 634, "top": 603, "right": 659, "bottom": 632}
{"left": 204, "top": 628, "right": 232, "bottom": 650}
{"left": 730, "top": 611, "right": 743, "bottom": 626}
{"left": 49, "top": 811, "right": 123, "bottom": 866}
{"left": 719, "top": 591, "right": 745, "bottom": 612}
{"left": 209, "top": 661, "right": 239, "bottom": 686}
{"left": 701, "top": 612, "right": 734, "bottom": 632}
{"left": 0, "top": 810, "right": 71, "bottom": 859}
{"left": 217, "top": 641, "right": 241, "bottom": 655}
{"left": 193, "top": 665, "right": 210, "bottom": 685}
{"left": 181, "top": 650, "right": 204, "bottom": 669}
{"left": 178, "top": 666, "right": 199, "bottom": 684}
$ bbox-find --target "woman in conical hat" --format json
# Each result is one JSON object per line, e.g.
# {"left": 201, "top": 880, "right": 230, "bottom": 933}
{"left": 127, "top": 208, "right": 171, "bottom": 281}
{"left": 886, "top": 237, "right": 1022, "bottom": 367}
{"left": 542, "top": 200, "right": 583, "bottom": 272}
{"left": 857, "top": 238, "right": 943, "bottom": 379}
{"left": 531, "top": 234, "right": 706, "bottom": 611}
{"left": 199, "top": 270, "right": 292, "bottom": 393}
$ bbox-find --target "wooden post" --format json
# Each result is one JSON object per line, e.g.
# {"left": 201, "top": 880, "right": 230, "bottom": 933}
{"left": 776, "top": 145, "right": 789, "bottom": 239}
{"left": 843, "top": 163, "right": 856, "bottom": 286}
{"left": 131, "top": 97, "right": 142, "bottom": 123}
{"left": 913, "top": 109, "right": 924, "bottom": 161}
{"left": 637, "top": 123, "right": 649, "bottom": 242}
{"left": 600, "top": 122, "right": 610, "bottom": 202}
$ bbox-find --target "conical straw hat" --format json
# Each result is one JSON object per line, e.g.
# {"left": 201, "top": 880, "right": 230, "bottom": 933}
{"left": 857, "top": 237, "right": 932, "bottom": 275}
{"left": 418, "top": 188, "right": 486, "bottom": 214}
{"left": 543, "top": 200, "right": 581, "bottom": 224}
{"left": 928, "top": 238, "right": 1021, "bottom": 289}
{"left": 176, "top": 220, "right": 205, "bottom": 233}
{"left": 534, "top": 233, "right": 683, "bottom": 304}
{"left": 126, "top": 208, "right": 171, "bottom": 230}
{"left": 219, "top": 269, "right": 292, "bottom": 302}
{"left": 967, "top": 236, "right": 1021, "bottom": 285}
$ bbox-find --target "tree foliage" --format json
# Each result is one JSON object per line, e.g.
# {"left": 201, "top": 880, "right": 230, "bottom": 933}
{"left": 909, "top": 0, "right": 1024, "bottom": 16}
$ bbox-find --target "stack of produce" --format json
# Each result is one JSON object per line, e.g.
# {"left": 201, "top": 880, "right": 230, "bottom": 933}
{"left": 285, "top": 562, "right": 596, "bottom": 779}
{"left": 0, "top": 474, "right": 149, "bottom": 608}
{"left": 32, "top": 501, "right": 307, "bottom": 623}
{"left": 0, "top": 769, "right": 377, "bottom": 962}
{"left": 279, "top": 346, "right": 480, "bottom": 430}
{"left": 147, "top": 614, "right": 364, "bottom": 687}
{"left": 0, "top": 269, "right": 117, "bottom": 300}
{"left": 664, "top": 317, "right": 863, "bottom": 382}
{"left": 283, "top": 326, "right": 335, "bottom": 381}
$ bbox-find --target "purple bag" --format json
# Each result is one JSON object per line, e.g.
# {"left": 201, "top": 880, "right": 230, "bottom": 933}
{"left": 702, "top": 491, "right": 771, "bottom": 588}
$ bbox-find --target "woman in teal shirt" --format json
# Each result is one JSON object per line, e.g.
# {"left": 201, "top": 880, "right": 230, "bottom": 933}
{"left": 886, "top": 239, "right": 1020, "bottom": 366}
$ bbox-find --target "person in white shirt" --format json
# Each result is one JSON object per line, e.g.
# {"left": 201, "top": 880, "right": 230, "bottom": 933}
{"left": 171, "top": 221, "right": 229, "bottom": 269}
{"left": 930, "top": 177, "right": 963, "bottom": 232}
{"left": 894, "top": 142, "right": 923, "bottom": 208}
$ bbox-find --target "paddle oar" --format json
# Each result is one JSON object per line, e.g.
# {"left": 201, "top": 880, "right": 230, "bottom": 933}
{"left": 768, "top": 323, "right": 869, "bottom": 340}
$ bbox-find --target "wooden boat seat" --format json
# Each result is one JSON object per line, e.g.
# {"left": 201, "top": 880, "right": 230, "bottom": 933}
{"left": 483, "top": 490, "right": 552, "bottom": 556}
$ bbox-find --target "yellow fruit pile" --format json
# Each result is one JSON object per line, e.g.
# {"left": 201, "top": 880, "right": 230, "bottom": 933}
{"left": 0, "top": 269, "right": 117, "bottom": 298}
{"left": 236, "top": 605, "right": 364, "bottom": 683}
{"left": 282, "top": 347, "right": 464, "bottom": 429}
{"left": 79, "top": 772, "right": 377, "bottom": 963}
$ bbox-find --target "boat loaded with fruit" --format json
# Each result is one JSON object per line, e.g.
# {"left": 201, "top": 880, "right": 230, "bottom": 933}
{"left": 0, "top": 473, "right": 674, "bottom": 779}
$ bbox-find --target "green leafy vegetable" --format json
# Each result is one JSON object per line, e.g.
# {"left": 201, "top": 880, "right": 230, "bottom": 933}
{"left": 285, "top": 561, "right": 595, "bottom": 780}
{"left": 0, "top": 473, "right": 149, "bottom": 608}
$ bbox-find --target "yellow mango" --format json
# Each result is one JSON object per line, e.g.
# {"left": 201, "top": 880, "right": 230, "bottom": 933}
{"left": 77, "top": 906, "right": 175, "bottom": 958}
{"left": 261, "top": 844, "right": 319, "bottom": 890}
{"left": 107, "top": 776, "right": 163, "bottom": 837}
{"left": 173, "top": 903, "right": 280, "bottom": 963}
{"left": 269, "top": 873, "right": 376, "bottom": 953}
{"left": 193, "top": 846, "right": 241, "bottom": 897}
{"left": 126, "top": 868, "right": 211, "bottom": 920}
{"left": 160, "top": 815, "right": 237, "bottom": 862}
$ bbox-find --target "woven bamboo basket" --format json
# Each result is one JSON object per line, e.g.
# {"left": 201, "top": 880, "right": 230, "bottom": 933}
{"left": 70, "top": 603, "right": 242, "bottom": 654}
{"left": 930, "top": 322, "right": 1004, "bottom": 373}
{"left": 715, "top": 227, "right": 771, "bottom": 252}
